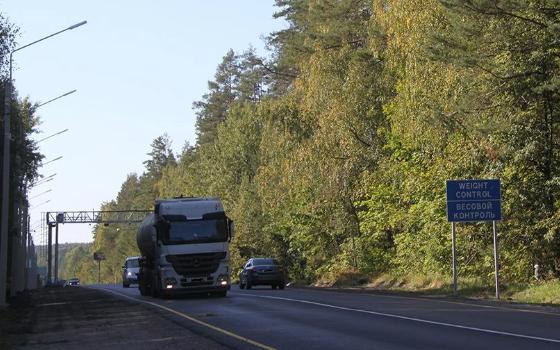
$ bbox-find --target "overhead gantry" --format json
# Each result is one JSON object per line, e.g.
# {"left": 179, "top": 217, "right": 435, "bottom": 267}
{"left": 44, "top": 210, "right": 151, "bottom": 284}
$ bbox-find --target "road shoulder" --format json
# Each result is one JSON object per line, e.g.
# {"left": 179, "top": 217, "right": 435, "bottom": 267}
{"left": 0, "top": 286, "right": 228, "bottom": 350}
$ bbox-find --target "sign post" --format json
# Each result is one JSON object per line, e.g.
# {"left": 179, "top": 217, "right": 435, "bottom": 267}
{"left": 493, "top": 220, "right": 499, "bottom": 299}
{"left": 93, "top": 251, "right": 106, "bottom": 284}
{"left": 446, "top": 179, "right": 502, "bottom": 298}
{"left": 451, "top": 222, "right": 457, "bottom": 294}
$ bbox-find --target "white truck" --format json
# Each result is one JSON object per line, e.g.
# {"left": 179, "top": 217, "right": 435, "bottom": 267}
{"left": 136, "top": 197, "right": 233, "bottom": 297}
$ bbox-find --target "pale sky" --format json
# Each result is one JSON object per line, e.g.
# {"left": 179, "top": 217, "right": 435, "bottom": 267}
{"left": 1, "top": 1, "right": 285, "bottom": 244}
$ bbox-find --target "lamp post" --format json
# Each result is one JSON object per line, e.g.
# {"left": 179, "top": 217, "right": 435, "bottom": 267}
{"left": 40, "top": 156, "right": 63, "bottom": 167}
{"left": 31, "top": 173, "right": 57, "bottom": 188}
{"left": 30, "top": 200, "right": 51, "bottom": 210}
{"left": 29, "top": 189, "right": 52, "bottom": 200}
{"left": 0, "top": 20, "right": 87, "bottom": 305}
{"left": 37, "top": 90, "right": 77, "bottom": 108}
{"left": 36, "top": 129, "right": 69, "bottom": 144}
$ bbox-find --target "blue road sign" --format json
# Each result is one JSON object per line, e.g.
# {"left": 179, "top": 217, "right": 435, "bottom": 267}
{"left": 446, "top": 179, "right": 501, "bottom": 222}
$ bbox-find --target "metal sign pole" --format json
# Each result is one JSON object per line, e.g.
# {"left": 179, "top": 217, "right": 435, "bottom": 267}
{"left": 54, "top": 224, "right": 59, "bottom": 283}
{"left": 452, "top": 222, "right": 457, "bottom": 294}
{"left": 47, "top": 223, "right": 53, "bottom": 284}
{"left": 98, "top": 260, "right": 101, "bottom": 284}
{"left": 492, "top": 220, "right": 500, "bottom": 299}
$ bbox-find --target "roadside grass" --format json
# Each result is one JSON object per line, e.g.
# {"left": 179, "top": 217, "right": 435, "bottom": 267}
{"left": 509, "top": 280, "right": 560, "bottom": 305}
{"left": 315, "top": 271, "right": 560, "bottom": 306}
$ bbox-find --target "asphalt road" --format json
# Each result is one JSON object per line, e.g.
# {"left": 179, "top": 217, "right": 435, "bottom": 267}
{"left": 91, "top": 284, "right": 560, "bottom": 350}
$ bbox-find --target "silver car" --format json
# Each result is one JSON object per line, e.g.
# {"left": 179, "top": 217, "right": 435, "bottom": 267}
{"left": 122, "top": 256, "right": 140, "bottom": 288}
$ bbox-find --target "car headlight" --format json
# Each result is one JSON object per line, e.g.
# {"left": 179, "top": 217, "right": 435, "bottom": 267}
{"left": 127, "top": 271, "right": 133, "bottom": 277}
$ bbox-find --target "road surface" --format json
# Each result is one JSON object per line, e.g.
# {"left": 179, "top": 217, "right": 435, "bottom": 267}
{"left": 92, "top": 284, "right": 560, "bottom": 350}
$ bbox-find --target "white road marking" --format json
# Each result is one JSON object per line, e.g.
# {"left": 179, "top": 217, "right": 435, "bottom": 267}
{"left": 239, "top": 293, "right": 560, "bottom": 344}
{"left": 362, "top": 292, "right": 560, "bottom": 316}
{"left": 289, "top": 288, "right": 560, "bottom": 317}
{"left": 37, "top": 302, "right": 70, "bottom": 306}
{"left": 96, "top": 288, "right": 276, "bottom": 350}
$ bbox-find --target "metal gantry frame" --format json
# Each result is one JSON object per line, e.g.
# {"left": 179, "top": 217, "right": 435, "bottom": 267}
{"left": 44, "top": 209, "right": 150, "bottom": 284}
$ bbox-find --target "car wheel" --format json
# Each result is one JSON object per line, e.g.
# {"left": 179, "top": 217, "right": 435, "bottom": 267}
{"left": 279, "top": 283, "right": 285, "bottom": 290}
{"left": 272, "top": 284, "right": 277, "bottom": 290}
{"left": 123, "top": 282, "right": 130, "bottom": 288}
{"left": 246, "top": 280, "right": 252, "bottom": 290}
{"left": 239, "top": 280, "right": 245, "bottom": 289}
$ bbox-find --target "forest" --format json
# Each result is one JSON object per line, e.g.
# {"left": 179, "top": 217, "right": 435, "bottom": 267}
{"left": 65, "top": 0, "right": 559, "bottom": 291}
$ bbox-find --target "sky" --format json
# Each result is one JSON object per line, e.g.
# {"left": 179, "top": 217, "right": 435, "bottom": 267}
{"left": 1, "top": 1, "right": 286, "bottom": 244}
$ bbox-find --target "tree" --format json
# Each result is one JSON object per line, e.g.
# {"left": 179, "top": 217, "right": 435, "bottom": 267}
{"left": 143, "top": 134, "right": 176, "bottom": 178}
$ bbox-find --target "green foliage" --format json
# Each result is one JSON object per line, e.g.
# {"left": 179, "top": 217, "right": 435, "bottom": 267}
{"left": 76, "top": 0, "right": 560, "bottom": 286}
{"left": 59, "top": 243, "right": 91, "bottom": 279}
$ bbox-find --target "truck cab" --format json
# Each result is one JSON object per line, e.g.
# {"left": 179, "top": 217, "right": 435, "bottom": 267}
{"left": 137, "top": 197, "right": 233, "bottom": 297}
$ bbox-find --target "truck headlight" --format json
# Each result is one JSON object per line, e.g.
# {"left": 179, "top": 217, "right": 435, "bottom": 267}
{"left": 217, "top": 274, "right": 229, "bottom": 286}
{"left": 164, "top": 277, "right": 177, "bottom": 286}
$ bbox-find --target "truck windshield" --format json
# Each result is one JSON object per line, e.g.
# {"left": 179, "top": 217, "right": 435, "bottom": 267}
{"left": 161, "top": 215, "right": 228, "bottom": 244}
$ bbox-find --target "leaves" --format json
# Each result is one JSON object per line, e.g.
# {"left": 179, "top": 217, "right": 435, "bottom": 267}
{"left": 67, "top": 0, "right": 560, "bottom": 285}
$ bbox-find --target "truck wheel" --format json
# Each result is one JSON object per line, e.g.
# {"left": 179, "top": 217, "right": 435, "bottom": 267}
{"left": 139, "top": 282, "right": 147, "bottom": 296}
{"left": 151, "top": 275, "right": 161, "bottom": 298}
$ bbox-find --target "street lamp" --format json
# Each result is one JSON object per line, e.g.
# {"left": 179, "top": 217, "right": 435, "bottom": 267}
{"left": 30, "top": 189, "right": 52, "bottom": 200}
{"left": 30, "top": 200, "right": 51, "bottom": 210}
{"left": 40, "top": 156, "right": 63, "bottom": 167}
{"left": 36, "top": 129, "right": 69, "bottom": 144}
{"left": 0, "top": 19, "right": 87, "bottom": 304}
{"left": 37, "top": 90, "right": 77, "bottom": 108}
{"left": 30, "top": 178, "right": 54, "bottom": 188}
{"left": 31, "top": 173, "right": 57, "bottom": 187}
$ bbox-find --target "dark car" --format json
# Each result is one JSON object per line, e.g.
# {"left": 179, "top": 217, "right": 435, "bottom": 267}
{"left": 122, "top": 256, "right": 140, "bottom": 288}
{"left": 239, "top": 258, "right": 286, "bottom": 290}
{"left": 66, "top": 278, "right": 80, "bottom": 286}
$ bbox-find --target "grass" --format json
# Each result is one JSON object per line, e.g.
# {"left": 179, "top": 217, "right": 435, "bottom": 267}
{"left": 314, "top": 271, "right": 560, "bottom": 306}
{"left": 509, "top": 280, "right": 560, "bottom": 305}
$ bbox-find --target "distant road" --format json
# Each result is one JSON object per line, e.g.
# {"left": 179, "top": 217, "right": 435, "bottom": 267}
{"left": 92, "top": 284, "right": 560, "bottom": 350}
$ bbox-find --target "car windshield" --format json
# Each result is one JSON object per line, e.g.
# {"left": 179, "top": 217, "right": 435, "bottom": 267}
{"left": 252, "top": 258, "right": 279, "bottom": 266}
{"left": 127, "top": 259, "right": 139, "bottom": 268}
{"left": 161, "top": 215, "right": 228, "bottom": 244}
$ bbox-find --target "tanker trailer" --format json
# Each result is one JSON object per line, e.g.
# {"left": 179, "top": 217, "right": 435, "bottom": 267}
{"left": 137, "top": 197, "right": 233, "bottom": 297}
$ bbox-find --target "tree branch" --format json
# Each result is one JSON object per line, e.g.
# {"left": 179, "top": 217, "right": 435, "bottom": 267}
{"left": 253, "top": 58, "right": 298, "bottom": 79}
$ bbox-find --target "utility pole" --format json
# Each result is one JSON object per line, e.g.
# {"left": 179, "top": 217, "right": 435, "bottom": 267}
{"left": 0, "top": 58, "right": 13, "bottom": 306}
{"left": 0, "top": 20, "right": 87, "bottom": 305}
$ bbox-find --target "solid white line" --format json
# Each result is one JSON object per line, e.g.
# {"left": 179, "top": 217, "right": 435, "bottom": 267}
{"left": 239, "top": 293, "right": 560, "bottom": 344}
{"left": 367, "top": 293, "right": 560, "bottom": 316}
{"left": 293, "top": 288, "right": 560, "bottom": 317}
{"left": 97, "top": 288, "right": 276, "bottom": 350}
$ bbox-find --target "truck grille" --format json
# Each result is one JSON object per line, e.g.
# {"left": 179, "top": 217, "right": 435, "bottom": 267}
{"left": 166, "top": 252, "right": 226, "bottom": 276}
